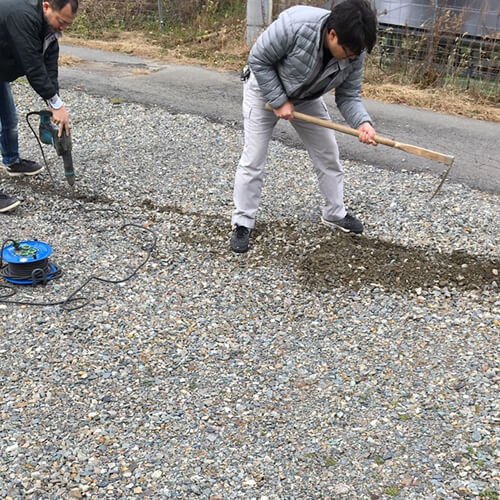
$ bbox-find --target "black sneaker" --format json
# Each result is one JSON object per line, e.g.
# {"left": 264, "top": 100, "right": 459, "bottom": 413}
{"left": 4, "top": 159, "right": 43, "bottom": 177}
{"left": 230, "top": 225, "right": 251, "bottom": 253}
{"left": 321, "top": 213, "right": 364, "bottom": 234}
{"left": 0, "top": 190, "right": 21, "bottom": 213}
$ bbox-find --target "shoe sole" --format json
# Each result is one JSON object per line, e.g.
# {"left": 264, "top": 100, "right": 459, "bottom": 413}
{"left": 320, "top": 216, "right": 362, "bottom": 234}
{"left": 4, "top": 168, "right": 44, "bottom": 177}
{"left": 231, "top": 246, "right": 249, "bottom": 253}
{"left": 0, "top": 200, "right": 21, "bottom": 213}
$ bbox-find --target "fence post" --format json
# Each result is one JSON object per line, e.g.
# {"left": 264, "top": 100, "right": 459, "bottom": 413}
{"left": 157, "top": 0, "right": 164, "bottom": 30}
{"left": 246, "top": 0, "right": 273, "bottom": 46}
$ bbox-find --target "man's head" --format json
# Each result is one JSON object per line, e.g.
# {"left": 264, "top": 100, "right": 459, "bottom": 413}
{"left": 43, "top": 0, "right": 78, "bottom": 32}
{"left": 325, "top": 0, "right": 377, "bottom": 60}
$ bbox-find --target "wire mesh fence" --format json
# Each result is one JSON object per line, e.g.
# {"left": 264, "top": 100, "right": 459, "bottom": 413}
{"left": 272, "top": 0, "right": 332, "bottom": 16}
{"left": 374, "top": 23, "right": 499, "bottom": 93}
{"left": 271, "top": 0, "right": 498, "bottom": 96}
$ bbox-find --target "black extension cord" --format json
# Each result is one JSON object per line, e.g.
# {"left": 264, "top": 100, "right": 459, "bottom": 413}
{"left": 25, "top": 111, "right": 57, "bottom": 185}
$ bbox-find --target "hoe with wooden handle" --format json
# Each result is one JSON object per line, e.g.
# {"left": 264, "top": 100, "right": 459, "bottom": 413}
{"left": 265, "top": 103, "right": 454, "bottom": 199}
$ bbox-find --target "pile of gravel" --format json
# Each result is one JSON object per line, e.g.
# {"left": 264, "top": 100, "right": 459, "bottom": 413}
{"left": 0, "top": 84, "right": 498, "bottom": 499}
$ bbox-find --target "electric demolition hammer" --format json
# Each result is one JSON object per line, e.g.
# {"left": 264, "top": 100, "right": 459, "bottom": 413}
{"left": 36, "top": 110, "right": 75, "bottom": 186}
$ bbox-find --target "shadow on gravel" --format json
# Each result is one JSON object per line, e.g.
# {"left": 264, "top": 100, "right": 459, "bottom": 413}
{"left": 12, "top": 178, "right": 116, "bottom": 205}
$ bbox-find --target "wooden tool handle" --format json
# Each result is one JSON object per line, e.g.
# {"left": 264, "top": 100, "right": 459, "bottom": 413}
{"left": 265, "top": 104, "right": 454, "bottom": 166}
{"left": 294, "top": 111, "right": 399, "bottom": 147}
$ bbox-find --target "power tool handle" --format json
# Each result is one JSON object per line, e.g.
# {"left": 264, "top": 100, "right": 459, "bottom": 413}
{"left": 39, "top": 111, "right": 57, "bottom": 145}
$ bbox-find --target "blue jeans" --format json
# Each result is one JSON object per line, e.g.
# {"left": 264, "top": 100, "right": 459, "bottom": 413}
{"left": 0, "top": 82, "right": 20, "bottom": 166}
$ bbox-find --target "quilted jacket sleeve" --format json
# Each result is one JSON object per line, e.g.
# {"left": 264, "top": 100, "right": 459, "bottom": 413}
{"left": 248, "top": 12, "right": 293, "bottom": 109}
{"left": 334, "top": 52, "right": 372, "bottom": 129}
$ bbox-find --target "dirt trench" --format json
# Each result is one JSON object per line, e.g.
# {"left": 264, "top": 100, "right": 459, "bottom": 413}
{"left": 172, "top": 214, "right": 498, "bottom": 293}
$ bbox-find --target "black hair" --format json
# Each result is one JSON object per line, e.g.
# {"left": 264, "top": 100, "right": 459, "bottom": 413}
{"left": 326, "top": 0, "right": 377, "bottom": 55}
{"left": 48, "top": 0, "right": 79, "bottom": 14}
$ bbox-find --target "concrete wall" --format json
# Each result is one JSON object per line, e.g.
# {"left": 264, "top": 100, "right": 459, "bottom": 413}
{"left": 246, "top": 0, "right": 273, "bottom": 46}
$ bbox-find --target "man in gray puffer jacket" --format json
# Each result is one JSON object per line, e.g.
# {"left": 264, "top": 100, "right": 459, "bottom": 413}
{"left": 231, "top": 0, "right": 378, "bottom": 253}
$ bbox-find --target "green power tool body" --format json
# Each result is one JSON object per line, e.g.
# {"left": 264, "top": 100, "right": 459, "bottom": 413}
{"left": 38, "top": 110, "right": 75, "bottom": 186}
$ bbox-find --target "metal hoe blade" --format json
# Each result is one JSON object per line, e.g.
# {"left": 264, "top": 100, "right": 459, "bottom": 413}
{"left": 430, "top": 161, "right": 454, "bottom": 200}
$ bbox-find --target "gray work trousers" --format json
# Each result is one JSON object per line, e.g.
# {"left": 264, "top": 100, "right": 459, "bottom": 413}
{"left": 232, "top": 73, "right": 346, "bottom": 229}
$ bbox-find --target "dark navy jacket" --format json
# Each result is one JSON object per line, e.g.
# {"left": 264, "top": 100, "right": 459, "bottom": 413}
{"left": 0, "top": 0, "right": 59, "bottom": 100}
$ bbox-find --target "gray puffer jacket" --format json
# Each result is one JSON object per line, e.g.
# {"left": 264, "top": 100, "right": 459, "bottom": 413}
{"left": 249, "top": 5, "right": 372, "bottom": 129}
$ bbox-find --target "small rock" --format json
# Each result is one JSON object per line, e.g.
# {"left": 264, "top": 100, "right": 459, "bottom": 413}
{"left": 333, "top": 484, "right": 350, "bottom": 494}
{"left": 69, "top": 488, "right": 82, "bottom": 499}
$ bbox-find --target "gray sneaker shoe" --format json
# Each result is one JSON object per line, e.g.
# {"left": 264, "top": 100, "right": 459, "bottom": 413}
{"left": 0, "top": 190, "right": 21, "bottom": 213}
{"left": 4, "top": 158, "right": 43, "bottom": 177}
{"left": 321, "top": 213, "right": 364, "bottom": 234}
{"left": 230, "top": 225, "right": 251, "bottom": 253}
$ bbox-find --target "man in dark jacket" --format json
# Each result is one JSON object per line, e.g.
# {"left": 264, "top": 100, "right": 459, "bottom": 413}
{"left": 230, "top": 0, "right": 378, "bottom": 253}
{"left": 0, "top": 0, "right": 78, "bottom": 213}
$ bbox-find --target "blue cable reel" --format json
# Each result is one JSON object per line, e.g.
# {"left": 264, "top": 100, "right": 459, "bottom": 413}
{"left": 1, "top": 240, "right": 61, "bottom": 285}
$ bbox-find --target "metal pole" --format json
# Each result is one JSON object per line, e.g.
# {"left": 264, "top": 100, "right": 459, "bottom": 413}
{"left": 246, "top": 0, "right": 273, "bottom": 46}
{"left": 158, "top": 0, "right": 164, "bottom": 31}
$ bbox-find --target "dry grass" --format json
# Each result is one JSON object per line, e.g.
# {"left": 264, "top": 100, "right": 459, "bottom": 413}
{"left": 362, "top": 83, "right": 500, "bottom": 122}
{"left": 63, "top": 29, "right": 249, "bottom": 69}
{"left": 58, "top": 54, "right": 84, "bottom": 66}
{"left": 61, "top": 30, "right": 499, "bottom": 123}
{"left": 62, "top": 32, "right": 168, "bottom": 60}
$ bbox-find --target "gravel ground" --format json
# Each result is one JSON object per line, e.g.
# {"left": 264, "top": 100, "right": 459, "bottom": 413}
{"left": 0, "top": 83, "right": 498, "bottom": 499}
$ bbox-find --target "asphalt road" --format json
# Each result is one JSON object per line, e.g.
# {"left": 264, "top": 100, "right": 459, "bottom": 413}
{"left": 59, "top": 45, "right": 500, "bottom": 194}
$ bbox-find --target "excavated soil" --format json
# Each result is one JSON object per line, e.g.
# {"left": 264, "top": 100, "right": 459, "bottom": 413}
{"left": 171, "top": 214, "right": 498, "bottom": 293}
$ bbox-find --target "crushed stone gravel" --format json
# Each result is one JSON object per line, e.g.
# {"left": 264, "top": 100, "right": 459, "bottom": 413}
{"left": 0, "top": 83, "right": 498, "bottom": 499}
